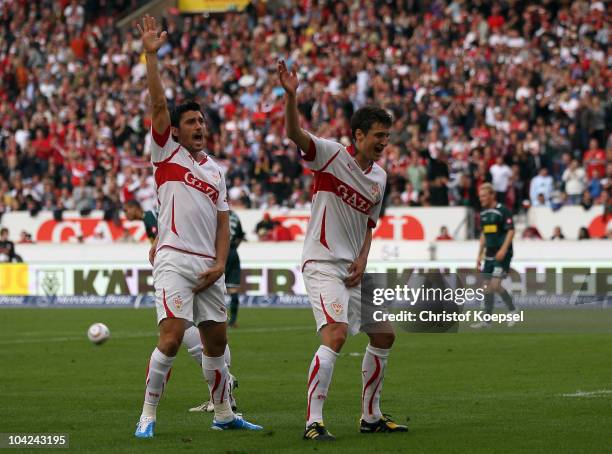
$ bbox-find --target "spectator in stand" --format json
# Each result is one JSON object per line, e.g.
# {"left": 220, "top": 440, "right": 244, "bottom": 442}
{"left": 0, "top": 1, "right": 609, "bottom": 223}
{"left": 530, "top": 168, "right": 554, "bottom": 207}
{"left": 18, "top": 230, "right": 34, "bottom": 244}
{"left": 562, "top": 160, "right": 586, "bottom": 205}
{"left": 588, "top": 169, "right": 603, "bottom": 201}
{"left": 0, "top": 228, "right": 22, "bottom": 262}
{"left": 583, "top": 139, "right": 606, "bottom": 180}
{"left": 550, "top": 226, "right": 565, "bottom": 240}
{"left": 522, "top": 226, "right": 543, "bottom": 240}
{"left": 578, "top": 227, "right": 591, "bottom": 240}
{"left": 254, "top": 212, "right": 278, "bottom": 241}
{"left": 436, "top": 226, "right": 452, "bottom": 241}
{"left": 489, "top": 156, "right": 512, "bottom": 203}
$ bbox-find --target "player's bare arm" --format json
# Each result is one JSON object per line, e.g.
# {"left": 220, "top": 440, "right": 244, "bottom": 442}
{"left": 136, "top": 15, "right": 170, "bottom": 135}
{"left": 345, "top": 228, "right": 373, "bottom": 288}
{"left": 193, "top": 211, "right": 230, "bottom": 294}
{"left": 277, "top": 60, "right": 311, "bottom": 152}
{"left": 148, "top": 236, "right": 158, "bottom": 266}
{"left": 495, "top": 229, "right": 514, "bottom": 262}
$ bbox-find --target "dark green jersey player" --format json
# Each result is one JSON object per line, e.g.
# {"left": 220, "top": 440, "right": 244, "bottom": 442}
{"left": 227, "top": 210, "right": 245, "bottom": 327}
{"left": 473, "top": 183, "right": 517, "bottom": 328}
{"left": 124, "top": 200, "right": 160, "bottom": 265}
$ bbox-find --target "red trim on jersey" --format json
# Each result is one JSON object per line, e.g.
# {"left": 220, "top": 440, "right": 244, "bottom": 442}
{"left": 362, "top": 355, "right": 381, "bottom": 414}
{"left": 312, "top": 171, "right": 374, "bottom": 215}
{"left": 152, "top": 125, "right": 171, "bottom": 147}
{"left": 162, "top": 289, "right": 175, "bottom": 318}
{"left": 320, "top": 294, "right": 336, "bottom": 324}
{"left": 345, "top": 145, "right": 374, "bottom": 173}
{"left": 367, "top": 218, "right": 376, "bottom": 229}
{"left": 318, "top": 149, "right": 341, "bottom": 172}
{"left": 154, "top": 162, "right": 220, "bottom": 203}
{"left": 319, "top": 207, "right": 330, "bottom": 249}
{"left": 171, "top": 195, "right": 178, "bottom": 235}
{"left": 157, "top": 244, "right": 216, "bottom": 260}
{"left": 199, "top": 155, "right": 208, "bottom": 166}
{"left": 211, "top": 369, "right": 221, "bottom": 403}
{"left": 220, "top": 378, "right": 227, "bottom": 404}
{"left": 302, "top": 138, "right": 316, "bottom": 161}
{"left": 152, "top": 144, "right": 181, "bottom": 166}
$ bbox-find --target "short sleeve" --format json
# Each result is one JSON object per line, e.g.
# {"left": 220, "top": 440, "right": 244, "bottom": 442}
{"left": 151, "top": 126, "right": 180, "bottom": 164}
{"left": 216, "top": 171, "right": 230, "bottom": 212}
{"left": 502, "top": 207, "right": 514, "bottom": 231}
{"left": 302, "top": 132, "right": 344, "bottom": 171}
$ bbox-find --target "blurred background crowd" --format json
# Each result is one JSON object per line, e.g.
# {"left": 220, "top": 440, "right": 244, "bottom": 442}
{"left": 0, "top": 0, "right": 610, "bottom": 227}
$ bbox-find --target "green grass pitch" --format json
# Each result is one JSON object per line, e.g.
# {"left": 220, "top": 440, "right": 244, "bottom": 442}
{"left": 0, "top": 308, "right": 610, "bottom": 453}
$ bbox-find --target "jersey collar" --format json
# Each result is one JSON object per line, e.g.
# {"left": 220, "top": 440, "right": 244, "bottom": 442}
{"left": 346, "top": 144, "right": 374, "bottom": 174}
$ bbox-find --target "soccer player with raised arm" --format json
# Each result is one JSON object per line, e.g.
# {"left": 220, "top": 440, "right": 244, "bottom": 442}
{"left": 471, "top": 183, "right": 518, "bottom": 328}
{"left": 134, "top": 15, "right": 261, "bottom": 438}
{"left": 124, "top": 199, "right": 239, "bottom": 414}
{"left": 278, "top": 60, "right": 408, "bottom": 441}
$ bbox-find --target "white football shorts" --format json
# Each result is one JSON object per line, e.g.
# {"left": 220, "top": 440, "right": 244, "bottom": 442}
{"left": 153, "top": 247, "right": 227, "bottom": 325}
{"left": 302, "top": 260, "right": 363, "bottom": 335}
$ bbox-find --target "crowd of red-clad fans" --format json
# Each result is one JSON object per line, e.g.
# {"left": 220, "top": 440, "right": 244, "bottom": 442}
{"left": 0, "top": 1, "right": 610, "bottom": 232}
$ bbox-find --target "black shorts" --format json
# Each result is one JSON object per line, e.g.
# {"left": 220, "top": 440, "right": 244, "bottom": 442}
{"left": 225, "top": 248, "right": 241, "bottom": 288}
{"left": 482, "top": 253, "right": 512, "bottom": 279}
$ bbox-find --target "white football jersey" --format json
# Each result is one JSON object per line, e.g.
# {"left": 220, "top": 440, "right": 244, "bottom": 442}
{"left": 301, "top": 133, "right": 386, "bottom": 267}
{"left": 151, "top": 126, "right": 229, "bottom": 259}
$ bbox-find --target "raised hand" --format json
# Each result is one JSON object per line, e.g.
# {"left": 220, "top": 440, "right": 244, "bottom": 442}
{"left": 136, "top": 14, "right": 167, "bottom": 54}
{"left": 277, "top": 60, "right": 299, "bottom": 96}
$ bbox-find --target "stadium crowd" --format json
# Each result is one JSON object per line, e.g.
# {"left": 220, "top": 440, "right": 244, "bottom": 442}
{"left": 0, "top": 1, "right": 610, "bottom": 228}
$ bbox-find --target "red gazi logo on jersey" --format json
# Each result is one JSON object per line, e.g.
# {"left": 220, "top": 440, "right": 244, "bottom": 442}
{"left": 336, "top": 184, "right": 373, "bottom": 214}
{"left": 184, "top": 171, "right": 219, "bottom": 204}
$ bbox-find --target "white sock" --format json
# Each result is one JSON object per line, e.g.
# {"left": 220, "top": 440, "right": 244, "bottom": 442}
{"left": 306, "top": 345, "right": 339, "bottom": 426}
{"left": 203, "top": 353, "right": 234, "bottom": 422}
{"left": 361, "top": 344, "right": 389, "bottom": 423}
{"left": 141, "top": 348, "right": 175, "bottom": 419}
{"left": 183, "top": 325, "right": 203, "bottom": 366}
{"left": 183, "top": 326, "right": 232, "bottom": 370}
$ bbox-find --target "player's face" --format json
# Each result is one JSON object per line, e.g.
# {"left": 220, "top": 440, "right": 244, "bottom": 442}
{"left": 478, "top": 188, "right": 495, "bottom": 207}
{"left": 175, "top": 110, "right": 206, "bottom": 152}
{"left": 357, "top": 122, "right": 390, "bottom": 161}
{"left": 124, "top": 205, "right": 137, "bottom": 221}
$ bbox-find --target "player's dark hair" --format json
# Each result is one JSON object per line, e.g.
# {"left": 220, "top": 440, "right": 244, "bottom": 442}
{"left": 350, "top": 106, "right": 393, "bottom": 140}
{"left": 124, "top": 199, "right": 142, "bottom": 210}
{"left": 170, "top": 101, "right": 203, "bottom": 128}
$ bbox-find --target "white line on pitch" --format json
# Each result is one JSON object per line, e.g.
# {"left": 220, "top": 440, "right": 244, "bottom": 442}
{"left": 561, "top": 390, "right": 612, "bottom": 397}
{"left": 0, "top": 326, "right": 312, "bottom": 345}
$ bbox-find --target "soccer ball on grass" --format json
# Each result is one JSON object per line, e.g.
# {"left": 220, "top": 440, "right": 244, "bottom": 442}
{"left": 87, "top": 323, "right": 110, "bottom": 345}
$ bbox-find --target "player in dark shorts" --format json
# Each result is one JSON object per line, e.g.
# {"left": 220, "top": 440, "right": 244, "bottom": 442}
{"left": 472, "top": 183, "right": 518, "bottom": 328}
{"left": 227, "top": 210, "right": 245, "bottom": 327}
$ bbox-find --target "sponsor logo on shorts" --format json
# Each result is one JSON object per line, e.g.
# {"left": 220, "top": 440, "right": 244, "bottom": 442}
{"left": 331, "top": 302, "right": 343, "bottom": 316}
{"left": 173, "top": 295, "right": 184, "bottom": 311}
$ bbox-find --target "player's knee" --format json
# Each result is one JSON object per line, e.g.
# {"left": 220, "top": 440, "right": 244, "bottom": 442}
{"left": 158, "top": 336, "right": 182, "bottom": 356}
{"left": 324, "top": 324, "right": 347, "bottom": 351}
{"left": 370, "top": 331, "right": 395, "bottom": 349}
